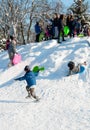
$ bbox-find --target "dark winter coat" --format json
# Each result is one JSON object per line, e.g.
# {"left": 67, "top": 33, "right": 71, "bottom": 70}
{"left": 53, "top": 18, "right": 58, "bottom": 27}
{"left": 6, "top": 40, "right": 10, "bottom": 50}
{"left": 35, "top": 24, "right": 41, "bottom": 34}
{"left": 75, "top": 21, "right": 81, "bottom": 30}
{"left": 8, "top": 40, "right": 16, "bottom": 60}
{"left": 69, "top": 19, "right": 76, "bottom": 31}
{"left": 58, "top": 18, "right": 64, "bottom": 31}
{"left": 15, "top": 71, "right": 39, "bottom": 88}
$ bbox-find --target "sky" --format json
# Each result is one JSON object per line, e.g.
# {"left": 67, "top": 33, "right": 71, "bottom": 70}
{"left": 61, "top": 0, "right": 73, "bottom": 7}
{"left": 0, "top": 36, "right": 90, "bottom": 130}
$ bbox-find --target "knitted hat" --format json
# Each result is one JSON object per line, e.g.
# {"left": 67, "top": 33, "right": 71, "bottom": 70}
{"left": 24, "top": 65, "right": 30, "bottom": 72}
{"left": 68, "top": 61, "right": 75, "bottom": 70}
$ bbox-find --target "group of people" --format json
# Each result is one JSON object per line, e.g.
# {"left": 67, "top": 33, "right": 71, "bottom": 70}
{"left": 34, "top": 13, "right": 90, "bottom": 43}
{"left": 5, "top": 35, "right": 87, "bottom": 101}
{"left": 34, "top": 13, "right": 66, "bottom": 43}
{"left": 5, "top": 13, "right": 88, "bottom": 101}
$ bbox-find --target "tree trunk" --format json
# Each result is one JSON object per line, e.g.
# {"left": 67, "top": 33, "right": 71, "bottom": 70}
{"left": 27, "top": 19, "right": 32, "bottom": 43}
{"left": 20, "top": 22, "right": 26, "bottom": 44}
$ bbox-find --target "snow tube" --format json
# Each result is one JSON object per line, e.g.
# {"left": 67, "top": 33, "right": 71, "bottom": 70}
{"left": 33, "top": 66, "right": 45, "bottom": 73}
{"left": 79, "top": 66, "right": 85, "bottom": 73}
{"left": 39, "top": 32, "right": 45, "bottom": 42}
{"left": 78, "top": 33, "right": 84, "bottom": 37}
{"left": 12, "top": 53, "right": 21, "bottom": 65}
{"left": 64, "top": 26, "right": 70, "bottom": 36}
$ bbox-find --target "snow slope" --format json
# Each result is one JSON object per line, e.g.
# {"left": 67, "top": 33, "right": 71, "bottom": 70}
{"left": 0, "top": 37, "right": 90, "bottom": 130}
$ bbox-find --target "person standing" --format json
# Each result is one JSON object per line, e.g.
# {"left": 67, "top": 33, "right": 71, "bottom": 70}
{"left": 53, "top": 13, "right": 59, "bottom": 39}
{"left": 7, "top": 35, "right": 17, "bottom": 67}
{"left": 69, "top": 16, "right": 76, "bottom": 38}
{"left": 35, "top": 22, "right": 41, "bottom": 42}
{"left": 57, "top": 14, "right": 65, "bottom": 43}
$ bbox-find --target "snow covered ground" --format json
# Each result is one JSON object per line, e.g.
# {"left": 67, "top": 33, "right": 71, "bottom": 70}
{"left": 0, "top": 37, "right": 90, "bottom": 130}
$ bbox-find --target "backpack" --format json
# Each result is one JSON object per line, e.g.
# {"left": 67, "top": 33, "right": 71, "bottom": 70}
{"left": 6, "top": 40, "right": 10, "bottom": 50}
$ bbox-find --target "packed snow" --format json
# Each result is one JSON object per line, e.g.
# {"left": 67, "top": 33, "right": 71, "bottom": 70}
{"left": 0, "top": 37, "right": 90, "bottom": 130}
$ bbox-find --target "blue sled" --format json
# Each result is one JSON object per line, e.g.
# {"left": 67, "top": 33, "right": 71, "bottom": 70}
{"left": 78, "top": 66, "right": 85, "bottom": 74}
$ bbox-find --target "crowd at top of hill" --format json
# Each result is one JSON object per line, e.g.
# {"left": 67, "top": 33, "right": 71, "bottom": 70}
{"left": 34, "top": 13, "right": 90, "bottom": 43}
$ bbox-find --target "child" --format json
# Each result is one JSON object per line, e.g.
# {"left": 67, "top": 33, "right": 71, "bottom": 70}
{"left": 15, "top": 65, "right": 39, "bottom": 100}
{"left": 67, "top": 61, "right": 86, "bottom": 76}
{"left": 8, "top": 36, "right": 17, "bottom": 67}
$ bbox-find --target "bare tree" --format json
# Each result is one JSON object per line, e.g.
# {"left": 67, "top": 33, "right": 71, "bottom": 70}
{"left": 0, "top": 0, "right": 31, "bottom": 42}
{"left": 49, "top": 0, "right": 63, "bottom": 14}
{"left": 26, "top": 0, "right": 54, "bottom": 42}
{"left": 68, "top": 0, "right": 89, "bottom": 17}
{"left": 0, "top": 0, "right": 63, "bottom": 44}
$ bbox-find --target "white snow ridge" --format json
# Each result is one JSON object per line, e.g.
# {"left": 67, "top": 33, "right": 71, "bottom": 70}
{"left": 0, "top": 37, "right": 90, "bottom": 130}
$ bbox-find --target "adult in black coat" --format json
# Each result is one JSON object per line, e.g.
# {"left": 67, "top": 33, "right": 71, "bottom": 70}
{"left": 57, "top": 14, "right": 65, "bottom": 43}
{"left": 53, "top": 13, "right": 59, "bottom": 39}
{"left": 69, "top": 16, "right": 76, "bottom": 38}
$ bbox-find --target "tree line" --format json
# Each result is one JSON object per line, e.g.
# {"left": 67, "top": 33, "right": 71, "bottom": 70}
{"left": 0, "top": 0, "right": 89, "bottom": 45}
{"left": 0, "top": 0, "right": 63, "bottom": 44}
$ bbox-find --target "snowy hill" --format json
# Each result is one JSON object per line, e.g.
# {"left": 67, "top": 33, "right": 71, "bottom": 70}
{"left": 0, "top": 37, "right": 90, "bottom": 130}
